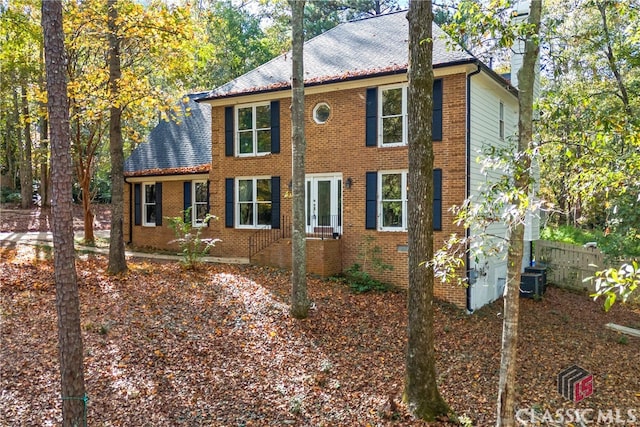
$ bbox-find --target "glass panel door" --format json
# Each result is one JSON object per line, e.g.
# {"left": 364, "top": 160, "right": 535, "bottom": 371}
{"left": 305, "top": 175, "right": 342, "bottom": 235}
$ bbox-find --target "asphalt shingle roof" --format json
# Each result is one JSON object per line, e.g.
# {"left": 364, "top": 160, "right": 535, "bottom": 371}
{"left": 201, "top": 10, "right": 475, "bottom": 100}
{"left": 124, "top": 96, "right": 211, "bottom": 176}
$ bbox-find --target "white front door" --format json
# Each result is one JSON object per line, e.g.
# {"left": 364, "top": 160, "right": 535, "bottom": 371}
{"left": 306, "top": 174, "right": 342, "bottom": 236}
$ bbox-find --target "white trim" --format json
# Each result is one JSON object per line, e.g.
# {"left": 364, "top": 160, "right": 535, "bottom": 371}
{"left": 378, "top": 170, "right": 408, "bottom": 232}
{"left": 235, "top": 176, "right": 272, "bottom": 229}
{"left": 312, "top": 102, "right": 331, "bottom": 124}
{"left": 236, "top": 102, "right": 272, "bottom": 157}
{"left": 200, "top": 64, "right": 478, "bottom": 107}
{"left": 142, "top": 182, "right": 157, "bottom": 227}
{"left": 192, "top": 180, "right": 208, "bottom": 227}
{"left": 378, "top": 84, "right": 407, "bottom": 147}
{"left": 305, "top": 173, "right": 343, "bottom": 235}
{"left": 499, "top": 100, "right": 505, "bottom": 140}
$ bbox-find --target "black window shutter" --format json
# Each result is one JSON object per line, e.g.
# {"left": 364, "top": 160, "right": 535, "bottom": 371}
{"left": 365, "top": 88, "right": 378, "bottom": 147}
{"left": 134, "top": 183, "right": 141, "bottom": 226}
{"left": 206, "top": 180, "right": 210, "bottom": 214}
{"left": 271, "top": 176, "right": 280, "bottom": 229}
{"left": 432, "top": 79, "right": 443, "bottom": 141}
{"left": 225, "top": 178, "right": 234, "bottom": 228}
{"left": 225, "top": 106, "right": 234, "bottom": 156}
{"left": 271, "top": 101, "right": 280, "bottom": 154}
{"left": 433, "top": 169, "right": 442, "bottom": 231}
{"left": 183, "top": 181, "right": 192, "bottom": 222}
{"left": 365, "top": 171, "right": 377, "bottom": 229}
{"left": 155, "top": 182, "right": 163, "bottom": 226}
{"left": 206, "top": 180, "right": 211, "bottom": 226}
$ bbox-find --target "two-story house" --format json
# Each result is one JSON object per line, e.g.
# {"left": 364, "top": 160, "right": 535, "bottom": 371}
{"left": 124, "top": 11, "right": 536, "bottom": 311}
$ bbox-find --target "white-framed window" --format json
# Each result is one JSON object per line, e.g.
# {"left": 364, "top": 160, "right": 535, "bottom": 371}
{"left": 499, "top": 101, "right": 505, "bottom": 140}
{"left": 313, "top": 102, "right": 331, "bottom": 124}
{"left": 379, "top": 84, "right": 407, "bottom": 147}
{"left": 236, "top": 103, "right": 271, "bottom": 156}
{"left": 143, "top": 183, "right": 157, "bottom": 227}
{"left": 379, "top": 170, "right": 408, "bottom": 231}
{"left": 236, "top": 177, "right": 272, "bottom": 228}
{"left": 192, "top": 180, "right": 208, "bottom": 227}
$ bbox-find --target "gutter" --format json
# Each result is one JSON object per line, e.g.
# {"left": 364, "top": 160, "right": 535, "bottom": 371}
{"left": 465, "top": 62, "right": 482, "bottom": 313}
{"left": 196, "top": 59, "right": 480, "bottom": 103}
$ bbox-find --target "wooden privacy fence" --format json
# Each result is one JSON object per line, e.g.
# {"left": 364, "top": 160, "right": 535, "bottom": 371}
{"left": 534, "top": 240, "right": 606, "bottom": 293}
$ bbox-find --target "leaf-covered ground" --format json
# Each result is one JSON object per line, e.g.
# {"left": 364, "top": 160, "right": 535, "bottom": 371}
{"left": 0, "top": 204, "right": 111, "bottom": 232}
{"left": 1, "top": 207, "right": 640, "bottom": 425}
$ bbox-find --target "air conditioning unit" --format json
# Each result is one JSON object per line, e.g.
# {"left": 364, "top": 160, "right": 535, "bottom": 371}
{"left": 520, "top": 272, "right": 544, "bottom": 299}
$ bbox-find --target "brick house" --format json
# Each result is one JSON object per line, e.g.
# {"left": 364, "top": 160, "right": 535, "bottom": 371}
{"left": 124, "top": 11, "right": 537, "bottom": 310}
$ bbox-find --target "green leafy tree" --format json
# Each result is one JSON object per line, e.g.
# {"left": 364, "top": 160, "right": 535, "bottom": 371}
{"left": 0, "top": 0, "right": 42, "bottom": 207}
{"left": 537, "top": 0, "right": 639, "bottom": 258}
{"left": 101, "top": 0, "right": 195, "bottom": 273}
{"left": 190, "top": 1, "right": 284, "bottom": 91}
{"left": 440, "top": 1, "right": 542, "bottom": 425}
{"left": 591, "top": 261, "right": 640, "bottom": 312}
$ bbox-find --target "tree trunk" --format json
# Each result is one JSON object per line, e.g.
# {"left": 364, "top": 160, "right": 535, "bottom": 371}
{"left": 107, "top": 0, "right": 128, "bottom": 274}
{"left": 403, "top": 1, "right": 450, "bottom": 420}
{"left": 40, "top": 117, "right": 50, "bottom": 207}
{"left": 496, "top": 1, "right": 541, "bottom": 425}
{"left": 72, "top": 107, "right": 96, "bottom": 246}
{"left": 81, "top": 174, "right": 95, "bottom": 245}
{"left": 40, "top": 45, "right": 50, "bottom": 208}
{"left": 289, "top": 0, "right": 309, "bottom": 319}
{"left": 42, "top": 2, "right": 87, "bottom": 426}
{"left": 20, "top": 84, "right": 33, "bottom": 209}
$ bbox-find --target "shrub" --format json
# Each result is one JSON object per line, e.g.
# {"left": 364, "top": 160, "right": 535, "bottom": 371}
{"left": 340, "top": 236, "right": 395, "bottom": 293}
{"left": 166, "top": 208, "right": 220, "bottom": 269}
{"left": 343, "top": 263, "right": 395, "bottom": 293}
{"left": 1, "top": 188, "right": 21, "bottom": 204}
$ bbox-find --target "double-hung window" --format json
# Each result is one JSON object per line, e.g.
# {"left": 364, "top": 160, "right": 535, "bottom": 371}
{"left": 143, "top": 183, "right": 157, "bottom": 226}
{"left": 379, "top": 171, "right": 408, "bottom": 230}
{"left": 366, "top": 169, "right": 442, "bottom": 231}
{"left": 237, "top": 177, "right": 272, "bottom": 228}
{"left": 192, "top": 180, "right": 209, "bottom": 226}
{"left": 499, "top": 101, "right": 505, "bottom": 140}
{"left": 379, "top": 84, "right": 407, "bottom": 147}
{"left": 237, "top": 103, "right": 271, "bottom": 156}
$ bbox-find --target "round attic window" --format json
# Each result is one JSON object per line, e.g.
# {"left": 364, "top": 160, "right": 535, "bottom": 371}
{"left": 313, "top": 102, "right": 331, "bottom": 124}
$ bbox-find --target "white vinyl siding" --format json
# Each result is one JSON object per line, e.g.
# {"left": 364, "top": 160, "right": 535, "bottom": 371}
{"left": 468, "top": 73, "right": 519, "bottom": 310}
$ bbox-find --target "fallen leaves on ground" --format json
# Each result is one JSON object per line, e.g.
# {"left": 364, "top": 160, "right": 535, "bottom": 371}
{"left": 1, "top": 246, "right": 639, "bottom": 426}
{"left": 1, "top": 207, "right": 639, "bottom": 425}
{"left": 0, "top": 204, "right": 111, "bottom": 232}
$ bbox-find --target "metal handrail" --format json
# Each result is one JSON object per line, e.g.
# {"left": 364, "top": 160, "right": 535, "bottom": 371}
{"left": 248, "top": 215, "right": 291, "bottom": 260}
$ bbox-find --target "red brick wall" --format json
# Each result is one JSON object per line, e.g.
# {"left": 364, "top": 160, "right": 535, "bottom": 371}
{"left": 252, "top": 238, "right": 342, "bottom": 277}
{"left": 125, "top": 180, "right": 199, "bottom": 253}
{"left": 206, "top": 73, "right": 469, "bottom": 307}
